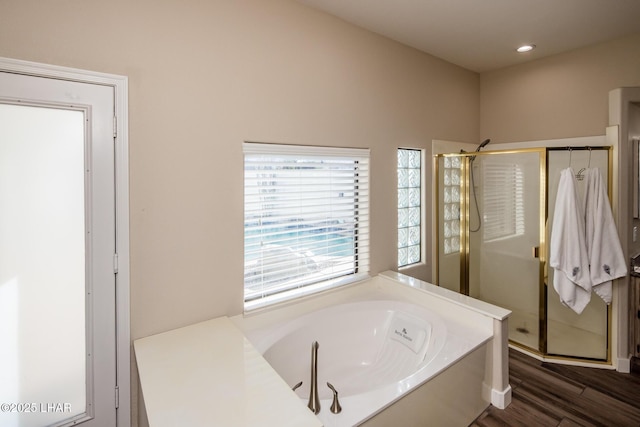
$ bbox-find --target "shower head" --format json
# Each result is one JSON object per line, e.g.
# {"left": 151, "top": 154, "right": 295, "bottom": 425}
{"left": 475, "top": 139, "right": 491, "bottom": 152}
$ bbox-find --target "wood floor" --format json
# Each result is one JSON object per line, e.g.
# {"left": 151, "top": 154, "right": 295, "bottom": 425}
{"left": 471, "top": 350, "right": 640, "bottom": 427}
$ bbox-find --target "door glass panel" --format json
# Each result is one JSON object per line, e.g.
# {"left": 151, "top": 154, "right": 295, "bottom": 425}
{"left": 547, "top": 149, "right": 609, "bottom": 360}
{"left": 0, "top": 103, "right": 87, "bottom": 426}
{"left": 467, "top": 151, "right": 542, "bottom": 351}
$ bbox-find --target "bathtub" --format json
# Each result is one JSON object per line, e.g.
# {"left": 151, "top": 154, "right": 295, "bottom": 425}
{"left": 234, "top": 272, "right": 512, "bottom": 426}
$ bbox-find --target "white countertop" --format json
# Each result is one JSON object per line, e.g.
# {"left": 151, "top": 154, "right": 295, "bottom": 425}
{"left": 134, "top": 316, "right": 322, "bottom": 427}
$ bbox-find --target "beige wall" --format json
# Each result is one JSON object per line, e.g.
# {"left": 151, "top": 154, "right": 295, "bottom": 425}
{"left": 481, "top": 33, "right": 640, "bottom": 143}
{"left": 7, "top": 0, "right": 639, "bottom": 422}
{"left": 0, "top": 1, "right": 479, "bottom": 424}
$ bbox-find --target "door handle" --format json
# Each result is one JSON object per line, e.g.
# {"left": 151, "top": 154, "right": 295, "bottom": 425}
{"left": 532, "top": 246, "right": 540, "bottom": 258}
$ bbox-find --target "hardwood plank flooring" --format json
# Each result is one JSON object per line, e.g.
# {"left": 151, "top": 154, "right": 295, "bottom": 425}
{"left": 471, "top": 350, "right": 640, "bottom": 427}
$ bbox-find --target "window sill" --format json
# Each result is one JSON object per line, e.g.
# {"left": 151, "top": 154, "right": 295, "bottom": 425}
{"left": 244, "top": 272, "right": 370, "bottom": 313}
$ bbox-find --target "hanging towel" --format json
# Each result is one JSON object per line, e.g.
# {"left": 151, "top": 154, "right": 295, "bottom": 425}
{"left": 549, "top": 168, "right": 592, "bottom": 314}
{"left": 583, "top": 168, "right": 627, "bottom": 304}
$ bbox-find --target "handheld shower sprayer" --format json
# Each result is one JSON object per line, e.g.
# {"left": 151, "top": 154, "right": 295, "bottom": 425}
{"left": 469, "top": 138, "right": 490, "bottom": 162}
{"left": 476, "top": 138, "right": 491, "bottom": 152}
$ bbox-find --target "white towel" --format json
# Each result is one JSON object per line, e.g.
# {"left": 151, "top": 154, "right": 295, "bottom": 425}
{"left": 550, "top": 168, "right": 592, "bottom": 314}
{"left": 583, "top": 168, "right": 627, "bottom": 304}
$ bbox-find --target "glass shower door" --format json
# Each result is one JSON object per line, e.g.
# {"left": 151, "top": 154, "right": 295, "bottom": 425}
{"left": 466, "top": 150, "right": 544, "bottom": 351}
{"left": 436, "top": 147, "right": 611, "bottom": 360}
{"left": 546, "top": 148, "right": 610, "bottom": 360}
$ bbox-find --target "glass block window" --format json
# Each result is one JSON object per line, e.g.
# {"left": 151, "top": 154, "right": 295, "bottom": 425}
{"left": 443, "top": 156, "right": 461, "bottom": 255}
{"left": 398, "top": 148, "right": 421, "bottom": 267}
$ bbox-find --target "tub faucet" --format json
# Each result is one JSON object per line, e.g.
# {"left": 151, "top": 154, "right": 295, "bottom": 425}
{"left": 308, "top": 341, "right": 320, "bottom": 414}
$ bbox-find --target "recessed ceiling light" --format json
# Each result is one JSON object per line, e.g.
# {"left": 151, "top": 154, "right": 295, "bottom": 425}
{"left": 516, "top": 44, "right": 536, "bottom": 53}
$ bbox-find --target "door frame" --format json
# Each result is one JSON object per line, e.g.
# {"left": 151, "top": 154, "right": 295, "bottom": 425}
{"left": 0, "top": 56, "right": 131, "bottom": 427}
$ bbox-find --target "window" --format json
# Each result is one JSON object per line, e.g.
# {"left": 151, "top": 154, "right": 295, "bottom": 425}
{"left": 482, "top": 162, "right": 525, "bottom": 241}
{"left": 397, "top": 148, "right": 422, "bottom": 267}
{"left": 442, "top": 156, "right": 461, "bottom": 255}
{"left": 243, "top": 143, "right": 370, "bottom": 308}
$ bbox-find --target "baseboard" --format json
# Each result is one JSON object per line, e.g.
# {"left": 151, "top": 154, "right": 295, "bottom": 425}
{"left": 617, "top": 356, "right": 631, "bottom": 373}
{"left": 491, "top": 385, "right": 512, "bottom": 409}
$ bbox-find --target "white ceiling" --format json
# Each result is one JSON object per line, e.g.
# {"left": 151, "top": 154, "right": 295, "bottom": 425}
{"left": 297, "top": 0, "right": 640, "bottom": 72}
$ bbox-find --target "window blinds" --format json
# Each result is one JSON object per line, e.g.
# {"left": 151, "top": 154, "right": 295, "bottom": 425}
{"left": 243, "top": 142, "right": 370, "bottom": 303}
{"left": 482, "top": 162, "right": 525, "bottom": 241}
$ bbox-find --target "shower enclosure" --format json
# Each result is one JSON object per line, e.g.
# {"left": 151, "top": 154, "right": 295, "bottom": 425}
{"left": 435, "top": 146, "right": 612, "bottom": 362}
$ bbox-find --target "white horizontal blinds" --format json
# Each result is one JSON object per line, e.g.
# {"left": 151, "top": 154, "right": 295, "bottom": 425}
{"left": 482, "top": 162, "right": 525, "bottom": 241}
{"left": 243, "top": 142, "right": 370, "bottom": 302}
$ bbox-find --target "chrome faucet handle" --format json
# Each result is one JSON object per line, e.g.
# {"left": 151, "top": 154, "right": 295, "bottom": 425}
{"left": 327, "top": 382, "right": 342, "bottom": 414}
{"left": 292, "top": 381, "right": 303, "bottom": 392}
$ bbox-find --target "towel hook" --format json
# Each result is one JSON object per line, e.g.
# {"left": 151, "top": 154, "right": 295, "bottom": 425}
{"left": 588, "top": 147, "right": 592, "bottom": 168}
{"left": 568, "top": 147, "right": 572, "bottom": 167}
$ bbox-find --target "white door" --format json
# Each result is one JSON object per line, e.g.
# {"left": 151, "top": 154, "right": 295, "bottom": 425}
{"left": 0, "top": 72, "right": 117, "bottom": 426}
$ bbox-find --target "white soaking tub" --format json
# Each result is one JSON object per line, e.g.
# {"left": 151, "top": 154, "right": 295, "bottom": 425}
{"left": 234, "top": 272, "right": 512, "bottom": 427}
{"left": 259, "top": 300, "right": 446, "bottom": 398}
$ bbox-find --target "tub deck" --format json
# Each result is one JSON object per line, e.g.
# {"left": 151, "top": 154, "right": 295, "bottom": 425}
{"left": 135, "top": 271, "right": 511, "bottom": 426}
{"left": 134, "top": 316, "right": 321, "bottom": 427}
